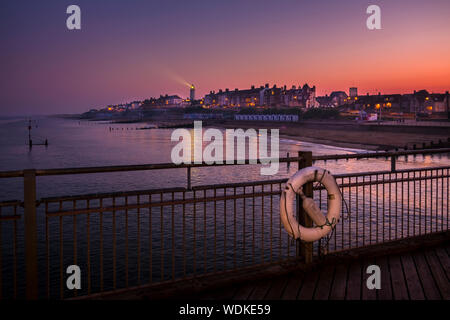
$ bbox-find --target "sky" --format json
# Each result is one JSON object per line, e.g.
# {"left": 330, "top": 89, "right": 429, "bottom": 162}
{"left": 1, "top": 0, "right": 450, "bottom": 116}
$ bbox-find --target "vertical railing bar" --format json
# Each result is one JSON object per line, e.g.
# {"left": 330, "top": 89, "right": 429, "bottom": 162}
{"left": 149, "top": 194, "right": 152, "bottom": 284}
{"left": 13, "top": 205, "right": 18, "bottom": 299}
{"left": 279, "top": 183, "right": 282, "bottom": 261}
{"left": 45, "top": 202, "right": 49, "bottom": 299}
{"left": 233, "top": 187, "right": 236, "bottom": 269}
{"left": 349, "top": 176, "right": 352, "bottom": 249}
{"left": 412, "top": 172, "right": 415, "bottom": 237}
{"left": 160, "top": 192, "right": 164, "bottom": 281}
{"left": 341, "top": 182, "right": 344, "bottom": 250}
{"left": 193, "top": 190, "right": 196, "bottom": 276}
{"left": 99, "top": 198, "right": 104, "bottom": 292}
{"left": 112, "top": 196, "right": 116, "bottom": 290}
{"left": 125, "top": 196, "right": 129, "bottom": 288}
{"left": 383, "top": 174, "right": 386, "bottom": 242}
{"left": 172, "top": 192, "right": 175, "bottom": 281}
{"left": 441, "top": 169, "right": 444, "bottom": 231}
{"left": 261, "top": 184, "right": 264, "bottom": 264}
{"left": 72, "top": 199, "right": 77, "bottom": 297}
{"left": 224, "top": 188, "right": 227, "bottom": 271}
{"left": 59, "top": 201, "right": 63, "bottom": 299}
{"left": 183, "top": 191, "right": 186, "bottom": 277}
{"left": 87, "top": 199, "right": 91, "bottom": 295}
{"left": 243, "top": 186, "right": 246, "bottom": 266}
{"left": 395, "top": 171, "right": 398, "bottom": 240}
{"left": 436, "top": 169, "right": 438, "bottom": 232}
{"left": 137, "top": 195, "right": 141, "bottom": 285}
{"left": 0, "top": 207, "right": 2, "bottom": 300}
{"left": 252, "top": 185, "right": 255, "bottom": 264}
{"left": 213, "top": 188, "right": 217, "bottom": 273}
{"left": 369, "top": 175, "right": 372, "bottom": 244}
{"left": 270, "top": 183, "right": 273, "bottom": 262}
{"left": 425, "top": 170, "right": 428, "bottom": 234}
{"left": 203, "top": 189, "right": 206, "bottom": 274}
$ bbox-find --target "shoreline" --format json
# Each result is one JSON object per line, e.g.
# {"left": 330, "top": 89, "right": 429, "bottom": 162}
{"left": 278, "top": 134, "right": 376, "bottom": 151}
{"left": 77, "top": 117, "right": 449, "bottom": 151}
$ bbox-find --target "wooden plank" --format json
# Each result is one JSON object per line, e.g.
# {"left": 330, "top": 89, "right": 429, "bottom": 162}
{"left": 281, "top": 272, "right": 304, "bottom": 300}
{"left": 413, "top": 252, "right": 441, "bottom": 300}
{"left": 361, "top": 259, "right": 377, "bottom": 300}
{"left": 346, "top": 261, "right": 361, "bottom": 300}
{"left": 376, "top": 256, "right": 392, "bottom": 300}
{"left": 329, "top": 263, "right": 348, "bottom": 300}
{"left": 389, "top": 255, "right": 409, "bottom": 300}
{"left": 264, "top": 276, "right": 289, "bottom": 300}
{"left": 297, "top": 269, "right": 319, "bottom": 300}
{"left": 424, "top": 250, "right": 450, "bottom": 299}
{"left": 232, "top": 284, "right": 255, "bottom": 300}
{"left": 314, "top": 265, "right": 335, "bottom": 300}
{"left": 208, "top": 286, "right": 239, "bottom": 300}
{"left": 434, "top": 247, "right": 450, "bottom": 281}
{"left": 248, "top": 279, "right": 272, "bottom": 300}
{"left": 401, "top": 254, "right": 425, "bottom": 300}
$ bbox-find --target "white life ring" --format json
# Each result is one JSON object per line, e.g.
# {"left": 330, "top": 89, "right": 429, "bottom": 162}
{"left": 280, "top": 166, "right": 342, "bottom": 242}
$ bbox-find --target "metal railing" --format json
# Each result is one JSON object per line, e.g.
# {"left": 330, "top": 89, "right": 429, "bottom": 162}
{"left": 0, "top": 148, "right": 449, "bottom": 299}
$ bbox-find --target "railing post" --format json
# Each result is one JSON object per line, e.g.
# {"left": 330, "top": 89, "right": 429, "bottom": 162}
{"left": 297, "top": 151, "right": 313, "bottom": 264}
{"left": 23, "top": 169, "right": 38, "bottom": 299}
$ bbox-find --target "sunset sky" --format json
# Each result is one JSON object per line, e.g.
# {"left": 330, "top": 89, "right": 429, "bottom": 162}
{"left": 1, "top": 0, "right": 450, "bottom": 115}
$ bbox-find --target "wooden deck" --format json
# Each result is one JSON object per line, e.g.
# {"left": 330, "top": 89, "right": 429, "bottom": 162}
{"left": 87, "top": 233, "right": 450, "bottom": 300}
{"left": 197, "top": 244, "right": 450, "bottom": 300}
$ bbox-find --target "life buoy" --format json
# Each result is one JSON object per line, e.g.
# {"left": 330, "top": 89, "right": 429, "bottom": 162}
{"left": 280, "top": 166, "right": 342, "bottom": 242}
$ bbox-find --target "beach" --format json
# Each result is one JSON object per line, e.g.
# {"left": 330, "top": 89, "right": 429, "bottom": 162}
{"left": 204, "top": 120, "right": 449, "bottom": 151}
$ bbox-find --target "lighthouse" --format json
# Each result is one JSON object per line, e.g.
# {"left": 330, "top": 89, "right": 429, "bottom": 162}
{"left": 190, "top": 84, "right": 195, "bottom": 102}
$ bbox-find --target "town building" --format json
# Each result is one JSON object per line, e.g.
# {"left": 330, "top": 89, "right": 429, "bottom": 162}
{"left": 203, "top": 83, "right": 317, "bottom": 108}
{"left": 234, "top": 114, "right": 299, "bottom": 122}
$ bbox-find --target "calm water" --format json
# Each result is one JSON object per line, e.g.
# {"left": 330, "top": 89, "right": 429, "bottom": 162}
{"left": 1, "top": 116, "right": 449, "bottom": 201}
{"left": 0, "top": 116, "right": 449, "bottom": 298}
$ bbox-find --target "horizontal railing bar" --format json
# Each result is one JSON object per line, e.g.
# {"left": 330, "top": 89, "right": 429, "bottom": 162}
{"left": 34, "top": 157, "right": 302, "bottom": 177}
{"left": 191, "top": 178, "right": 288, "bottom": 190}
{"left": 333, "top": 166, "right": 450, "bottom": 179}
{"left": 315, "top": 173, "right": 450, "bottom": 190}
{"left": 0, "top": 200, "right": 22, "bottom": 207}
{"left": 0, "top": 148, "right": 448, "bottom": 179}
{"left": 0, "top": 215, "right": 21, "bottom": 221}
{"left": 40, "top": 187, "right": 187, "bottom": 203}
{"left": 0, "top": 170, "right": 24, "bottom": 178}
{"left": 37, "top": 166, "right": 449, "bottom": 205}
{"left": 45, "top": 190, "right": 282, "bottom": 217}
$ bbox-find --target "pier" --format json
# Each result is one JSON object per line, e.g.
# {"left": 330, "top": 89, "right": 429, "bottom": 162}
{"left": 0, "top": 148, "right": 449, "bottom": 300}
